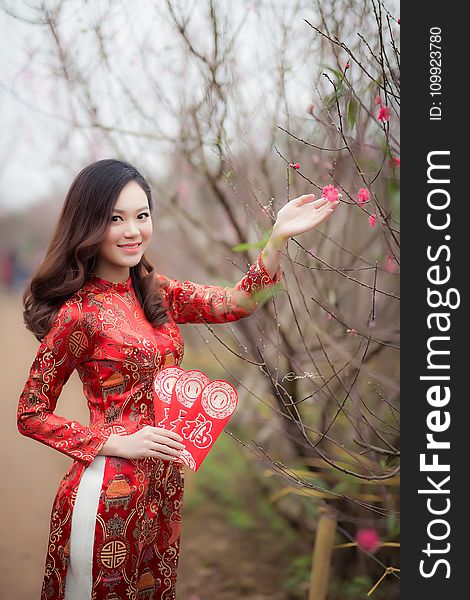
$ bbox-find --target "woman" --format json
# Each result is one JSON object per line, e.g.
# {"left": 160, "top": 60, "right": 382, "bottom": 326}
{"left": 17, "top": 159, "right": 339, "bottom": 599}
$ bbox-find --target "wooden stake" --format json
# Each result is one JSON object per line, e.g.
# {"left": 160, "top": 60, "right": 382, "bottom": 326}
{"left": 308, "top": 507, "right": 337, "bottom": 600}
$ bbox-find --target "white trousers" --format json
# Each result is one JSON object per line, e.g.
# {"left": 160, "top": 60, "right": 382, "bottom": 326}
{"left": 64, "top": 455, "right": 106, "bottom": 600}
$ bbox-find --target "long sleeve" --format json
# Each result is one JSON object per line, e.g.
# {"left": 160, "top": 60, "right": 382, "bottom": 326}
{"left": 17, "top": 300, "right": 111, "bottom": 466}
{"left": 155, "top": 249, "right": 282, "bottom": 324}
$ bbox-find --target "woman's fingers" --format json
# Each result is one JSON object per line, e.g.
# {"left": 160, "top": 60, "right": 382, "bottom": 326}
{"left": 294, "top": 194, "right": 315, "bottom": 205}
{"left": 315, "top": 204, "right": 334, "bottom": 217}
{"left": 153, "top": 428, "right": 184, "bottom": 449}
{"left": 312, "top": 197, "right": 329, "bottom": 208}
{"left": 156, "top": 444, "right": 183, "bottom": 458}
{"left": 154, "top": 427, "right": 183, "bottom": 442}
{"left": 154, "top": 435, "right": 185, "bottom": 450}
{"left": 294, "top": 195, "right": 342, "bottom": 208}
{"left": 317, "top": 200, "right": 340, "bottom": 214}
{"left": 313, "top": 206, "right": 335, "bottom": 224}
{"left": 151, "top": 449, "right": 178, "bottom": 461}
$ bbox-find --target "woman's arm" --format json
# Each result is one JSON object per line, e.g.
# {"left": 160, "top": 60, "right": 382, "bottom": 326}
{"left": 17, "top": 301, "right": 111, "bottom": 466}
{"left": 155, "top": 247, "right": 282, "bottom": 325}
{"left": 260, "top": 229, "right": 288, "bottom": 280}
{"left": 154, "top": 193, "right": 339, "bottom": 325}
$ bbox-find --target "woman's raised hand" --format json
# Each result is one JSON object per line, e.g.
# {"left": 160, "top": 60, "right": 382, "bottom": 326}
{"left": 271, "top": 194, "right": 340, "bottom": 242}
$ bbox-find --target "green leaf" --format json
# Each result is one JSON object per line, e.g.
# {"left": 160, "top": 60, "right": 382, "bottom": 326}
{"left": 388, "top": 178, "right": 400, "bottom": 223}
{"left": 347, "top": 99, "right": 358, "bottom": 130}
{"left": 324, "top": 66, "right": 344, "bottom": 81}
{"left": 231, "top": 231, "right": 272, "bottom": 253}
{"left": 231, "top": 241, "right": 262, "bottom": 252}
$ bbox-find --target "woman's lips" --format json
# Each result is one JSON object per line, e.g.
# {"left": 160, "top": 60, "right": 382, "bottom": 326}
{"left": 118, "top": 242, "right": 142, "bottom": 253}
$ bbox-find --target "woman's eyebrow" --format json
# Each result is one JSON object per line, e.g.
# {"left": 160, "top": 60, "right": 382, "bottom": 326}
{"left": 113, "top": 206, "right": 149, "bottom": 213}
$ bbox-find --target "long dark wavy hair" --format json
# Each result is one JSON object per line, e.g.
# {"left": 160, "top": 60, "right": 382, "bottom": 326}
{"left": 23, "top": 159, "right": 170, "bottom": 341}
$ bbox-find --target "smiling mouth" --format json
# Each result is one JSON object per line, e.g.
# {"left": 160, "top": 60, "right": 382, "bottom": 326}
{"left": 118, "top": 242, "right": 142, "bottom": 248}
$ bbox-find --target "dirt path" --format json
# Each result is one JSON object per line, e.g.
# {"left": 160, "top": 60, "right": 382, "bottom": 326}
{"left": 176, "top": 459, "right": 303, "bottom": 599}
{"left": 1, "top": 290, "right": 86, "bottom": 598}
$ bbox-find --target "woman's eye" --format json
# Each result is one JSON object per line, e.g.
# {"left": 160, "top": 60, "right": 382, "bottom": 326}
{"left": 111, "top": 212, "right": 150, "bottom": 222}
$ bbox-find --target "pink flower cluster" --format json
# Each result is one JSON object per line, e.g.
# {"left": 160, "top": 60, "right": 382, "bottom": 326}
{"left": 355, "top": 528, "right": 380, "bottom": 553}
{"left": 378, "top": 105, "right": 392, "bottom": 122}
{"left": 375, "top": 90, "right": 394, "bottom": 122}
{"left": 385, "top": 254, "right": 397, "bottom": 273}
{"left": 322, "top": 184, "right": 341, "bottom": 203}
{"left": 357, "top": 187, "right": 370, "bottom": 206}
{"left": 289, "top": 162, "right": 301, "bottom": 170}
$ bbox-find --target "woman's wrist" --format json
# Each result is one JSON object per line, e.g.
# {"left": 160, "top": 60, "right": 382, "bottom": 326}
{"left": 261, "top": 228, "right": 286, "bottom": 280}
{"left": 268, "top": 226, "right": 288, "bottom": 250}
{"left": 97, "top": 433, "right": 123, "bottom": 457}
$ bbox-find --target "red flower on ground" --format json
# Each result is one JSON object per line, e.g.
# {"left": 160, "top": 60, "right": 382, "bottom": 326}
{"left": 378, "top": 106, "right": 392, "bottom": 122}
{"left": 356, "top": 528, "right": 380, "bottom": 553}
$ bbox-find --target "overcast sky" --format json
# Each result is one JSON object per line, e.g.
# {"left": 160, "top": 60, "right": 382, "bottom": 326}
{"left": 0, "top": 0, "right": 399, "bottom": 216}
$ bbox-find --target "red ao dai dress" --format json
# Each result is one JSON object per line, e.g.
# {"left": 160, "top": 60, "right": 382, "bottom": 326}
{"left": 17, "top": 250, "right": 282, "bottom": 600}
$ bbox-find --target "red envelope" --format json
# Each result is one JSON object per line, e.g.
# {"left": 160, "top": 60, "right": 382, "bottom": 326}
{"left": 153, "top": 366, "right": 185, "bottom": 427}
{"left": 164, "top": 369, "right": 211, "bottom": 431}
{"left": 173, "top": 379, "right": 238, "bottom": 472}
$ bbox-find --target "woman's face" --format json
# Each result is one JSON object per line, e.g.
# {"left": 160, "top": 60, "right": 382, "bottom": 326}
{"left": 95, "top": 181, "right": 153, "bottom": 281}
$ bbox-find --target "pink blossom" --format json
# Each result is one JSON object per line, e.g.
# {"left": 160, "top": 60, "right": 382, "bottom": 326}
{"left": 388, "top": 156, "right": 400, "bottom": 168}
{"left": 385, "top": 254, "right": 397, "bottom": 273}
{"left": 356, "top": 528, "right": 380, "bottom": 553}
{"left": 306, "top": 103, "right": 314, "bottom": 115}
{"left": 289, "top": 162, "right": 301, "bottom": 170}
{"left": 346, "top": 328, "right": 358, "bottom": 336}
{"left": 322, "top": 184, "right": 341, "bottom": 203}
{"left": 378, "top": 106, "right": 392, "bottom": 122}
{"left": 369, "top": 214, "right": 376, "bottom": 228}
{"left": 397, "top": 18, "right": 400, "bottom": 24}
{"left": 357, "top": 188, "right": 370, "bottom": 205}
{"left": 345, "top": 62, "right": 350, "bottom": 70}
{"left": 374, "top": 94, "right": 382, "bottom": 106}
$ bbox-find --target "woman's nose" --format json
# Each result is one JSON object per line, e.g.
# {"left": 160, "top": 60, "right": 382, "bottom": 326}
{"left": 124, "top": 221, "right": 140, "bottom": 235}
